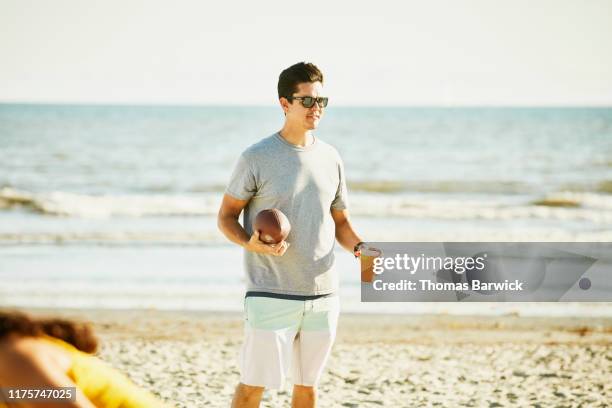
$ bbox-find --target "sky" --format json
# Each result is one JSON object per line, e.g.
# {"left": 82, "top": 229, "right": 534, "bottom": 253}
{"left": 1, "top": 0, "right": 611, "bottom": 106}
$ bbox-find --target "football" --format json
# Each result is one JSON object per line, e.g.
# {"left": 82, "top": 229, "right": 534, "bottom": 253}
{"left": 253, "top": 208, "right": 291, "bottom": 244}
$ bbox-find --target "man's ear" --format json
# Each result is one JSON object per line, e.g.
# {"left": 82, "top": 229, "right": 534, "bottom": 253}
{"left": 279, "top": 97, "right": 290, "bottom": 115}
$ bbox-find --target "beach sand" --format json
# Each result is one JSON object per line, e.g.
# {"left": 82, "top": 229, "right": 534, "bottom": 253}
{"left": 20, "top": 309, "right": 612, "bottom": 407}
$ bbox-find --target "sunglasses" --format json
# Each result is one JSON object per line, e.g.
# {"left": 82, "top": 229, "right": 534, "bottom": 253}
{"left": 287, "top": 96, "right": 329, "bottom": 108}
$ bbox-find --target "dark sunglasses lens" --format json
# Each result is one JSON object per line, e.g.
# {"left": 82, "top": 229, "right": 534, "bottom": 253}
{"left": 301, "top": 97, "right": 315, "bottom": 108}
{"left": 318, "top": 97, "right": 328, "bottom": 107}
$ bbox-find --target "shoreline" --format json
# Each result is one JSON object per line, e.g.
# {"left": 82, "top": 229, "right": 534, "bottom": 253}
{"left": 13, "top": 307, "right": 612, "bottom": 344}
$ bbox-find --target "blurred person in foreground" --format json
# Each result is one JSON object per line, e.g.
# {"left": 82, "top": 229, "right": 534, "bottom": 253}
{"left": 0, "top": 310, "right": 168, "bottom": 408}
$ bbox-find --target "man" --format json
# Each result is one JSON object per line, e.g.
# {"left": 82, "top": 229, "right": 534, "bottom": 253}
{"left": 217, "top": 62, "right": 364, "bottom": 408}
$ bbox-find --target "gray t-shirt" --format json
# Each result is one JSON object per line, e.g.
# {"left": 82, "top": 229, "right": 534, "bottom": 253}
{"left": 225, "top": 132, "right": 348, "bottom": 296}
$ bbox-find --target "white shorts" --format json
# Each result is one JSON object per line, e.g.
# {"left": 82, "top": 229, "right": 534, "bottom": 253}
{"left": 238, "top": 294, "right": 340, "bottom": 390}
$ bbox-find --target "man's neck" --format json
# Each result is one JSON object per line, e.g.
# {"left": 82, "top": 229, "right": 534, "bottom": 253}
{"left": 278, "top": 124, "right": 313, "bottom": 147}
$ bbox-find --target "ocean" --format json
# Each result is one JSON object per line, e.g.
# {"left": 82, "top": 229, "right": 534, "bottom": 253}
{"left": 1, "top": 104, "right": 611, "bottom": 315}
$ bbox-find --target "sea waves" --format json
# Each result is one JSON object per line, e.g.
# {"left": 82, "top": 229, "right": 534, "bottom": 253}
{"left": 2, "top": 187, "right": 611, "bottom": 222}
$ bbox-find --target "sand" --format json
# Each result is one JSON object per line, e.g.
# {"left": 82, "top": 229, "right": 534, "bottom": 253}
{"left": 19, "top": 309, "right": 612, "bottom": 407}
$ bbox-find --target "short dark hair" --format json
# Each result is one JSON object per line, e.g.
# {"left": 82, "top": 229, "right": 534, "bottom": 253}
{"left": 278, "top": 62, "right": 323, "bottom": 99}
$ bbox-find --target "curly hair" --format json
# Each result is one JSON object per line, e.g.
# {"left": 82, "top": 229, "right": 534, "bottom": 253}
{"left": 0, "top": 310, "right": 98, "bottom": 353}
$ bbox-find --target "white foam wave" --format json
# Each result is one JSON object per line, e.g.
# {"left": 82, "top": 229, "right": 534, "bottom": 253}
{"left": 0, "top": 187, "right": 219, "bottom": 218}
{"left": 540, "top": 191, "right": 612, "bottom": 211}
{"left": 350, "top": 193, "right": 612, "bottom": 224}
{"left": 2, "top": 187, "right": 611, "bottom": 224}
{"left": 2, "top": 229, "right": 612, "bottom": 245}
{"left": 0, "top": 231, "right": 226, "bottom": 245}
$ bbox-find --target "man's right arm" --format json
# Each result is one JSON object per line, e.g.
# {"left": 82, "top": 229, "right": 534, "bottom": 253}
{"left": 217, "top": 194, "right": 288, "bottom": 256}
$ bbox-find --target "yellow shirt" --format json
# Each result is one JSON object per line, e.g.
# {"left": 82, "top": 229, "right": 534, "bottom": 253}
{"left": 1, "top": 336, "right": 169, "bottom": 408}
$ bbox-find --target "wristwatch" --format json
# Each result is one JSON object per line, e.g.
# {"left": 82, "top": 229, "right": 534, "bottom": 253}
{"left": 353, "top": 241, "right": 365, "bottom": 258}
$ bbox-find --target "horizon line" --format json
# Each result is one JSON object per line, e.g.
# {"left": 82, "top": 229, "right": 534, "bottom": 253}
{"left": 1, "top": 100, "right": 611, "bottom": 109}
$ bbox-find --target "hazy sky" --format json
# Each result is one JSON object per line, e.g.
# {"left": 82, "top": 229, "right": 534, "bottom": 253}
{"left": 1, "top": 0, "right": 611, "bottom": 106}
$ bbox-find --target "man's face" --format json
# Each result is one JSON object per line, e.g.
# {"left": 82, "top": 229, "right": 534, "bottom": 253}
{"left": 282, "top": 81, "right": 325, "bottom": 130}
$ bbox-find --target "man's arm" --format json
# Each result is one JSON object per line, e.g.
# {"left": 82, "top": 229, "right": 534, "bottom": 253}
{"left": 331, "top": 208, "right": 363, "bottom": 253}
{"left": 217, "top": 194, "right": 288, "bottom": 256}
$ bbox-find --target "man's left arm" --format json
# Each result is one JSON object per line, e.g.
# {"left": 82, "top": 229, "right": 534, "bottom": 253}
{"left": 331, "top": 208, "right": 363, "bottom": 254}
